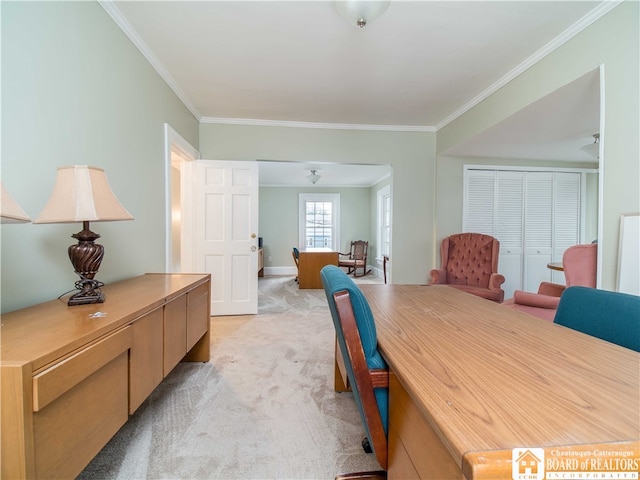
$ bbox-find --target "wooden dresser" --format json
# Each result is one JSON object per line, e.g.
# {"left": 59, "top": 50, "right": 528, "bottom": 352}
{"left": 1, "top": 273, "right": 211, "bottom": 479}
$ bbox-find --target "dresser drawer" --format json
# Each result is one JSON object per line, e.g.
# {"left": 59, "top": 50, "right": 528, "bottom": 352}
{"left": 32, "top": 326, "right": 132, "bottom": 411}
{"left": 187, "top": 282, "right": 210, "bottom": 351}
{"left": 33, "top": 351, "right": 129, "bottom": 479}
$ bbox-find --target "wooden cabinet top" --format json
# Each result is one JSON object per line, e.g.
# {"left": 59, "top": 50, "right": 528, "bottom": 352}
{"left": 360, "top": 284, "right": 640, "bottom": 466}
{"left": 1, "top": 274, "right": 210, "bottom": 372}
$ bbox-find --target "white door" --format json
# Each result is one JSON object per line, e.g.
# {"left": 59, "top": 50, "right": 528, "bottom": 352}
{"left": 193, "top": 160, "right": 259, "bottom": 315}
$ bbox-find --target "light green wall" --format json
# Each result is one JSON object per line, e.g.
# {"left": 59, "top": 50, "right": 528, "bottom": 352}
{"left": 200, "top": 124, "right": 435, "bottom": 284}
{"left": 1, "top": 2, "right": 199, "bottom": 313}
{"left": 2, "top": 1, "right": 635, "bottom": 313}
{"left": 438, "top": 2, "right": 639, "bottom": 290}
{"left": 259, "top": 187, "right": 371, "bottom": 270}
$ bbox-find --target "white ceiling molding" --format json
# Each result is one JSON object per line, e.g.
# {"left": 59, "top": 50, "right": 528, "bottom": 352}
{"left": 98, "top": 0, "right": 202, "bottom": 121}
{"left": 200, "top": 117, "right": 434, "bottom": 133}
{"left": 435, "top": 0, "right": 622, "bottom": 131}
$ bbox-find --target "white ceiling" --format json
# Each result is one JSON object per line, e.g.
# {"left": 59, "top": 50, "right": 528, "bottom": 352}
{"left": 105, "top": 0, "right": 607, "bottom": 185}
{"left": 258, "top": 160, "right": 391, "bottom": 187}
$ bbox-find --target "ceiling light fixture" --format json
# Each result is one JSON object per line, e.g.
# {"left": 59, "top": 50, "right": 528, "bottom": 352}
{"left": 581, "top": 133, "right": 600, "bottom": 159}
{"left": 307, "top": 169, "right": 321, "bottom": 184}
{"left": 334, "top": 0, "right": 391, "bottom": 28}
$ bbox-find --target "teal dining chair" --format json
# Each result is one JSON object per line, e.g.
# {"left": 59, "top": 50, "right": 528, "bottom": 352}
{"left": 554, "top": 286, "right": 640, "bottom": 352}
{"left": 321, "top": 265, "right": 388, "bottom": 477}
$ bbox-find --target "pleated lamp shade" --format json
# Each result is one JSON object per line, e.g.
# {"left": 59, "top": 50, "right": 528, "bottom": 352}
{"left": 1, "top": 183, "right": 31, "bottom": 224}
{"left": 34, "top": 165, "right": 133, "bottom": 224}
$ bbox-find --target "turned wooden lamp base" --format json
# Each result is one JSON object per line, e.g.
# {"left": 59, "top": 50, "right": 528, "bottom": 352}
{"left": 67, "top": 221, "right": 106, "bottom": 306}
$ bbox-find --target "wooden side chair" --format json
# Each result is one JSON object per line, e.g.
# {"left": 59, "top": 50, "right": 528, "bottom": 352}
{"left": 321, "top": 265, "right": 388, "bottom": 479}
{"left": 339, "top": 240, "right": 371, "bottom": 277}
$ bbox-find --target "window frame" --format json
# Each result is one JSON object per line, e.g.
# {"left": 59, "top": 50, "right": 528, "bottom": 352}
{"left": 298, "top": 193, "right": 341, "bottom": 250}
{"left": 377, "top": 185, "right": 391, "bottom": 259}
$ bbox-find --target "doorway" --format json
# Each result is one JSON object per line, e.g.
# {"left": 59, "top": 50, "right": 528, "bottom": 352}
{"left": 164, "top": 123, "right": 199, "bottom": 273}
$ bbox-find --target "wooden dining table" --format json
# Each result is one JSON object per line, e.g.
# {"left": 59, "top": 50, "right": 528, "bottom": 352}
{"left": 357, "top": 284, "right": 640, "bottom": 479}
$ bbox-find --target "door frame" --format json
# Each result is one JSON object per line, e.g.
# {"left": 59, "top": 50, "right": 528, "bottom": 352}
{"left": 163, "top": 123, "right": 199, "bottom": 273}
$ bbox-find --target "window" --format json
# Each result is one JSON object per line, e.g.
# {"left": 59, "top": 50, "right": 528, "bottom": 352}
{"left": 377, "top": 185, "right": 391, "bottom": 257}
{"left": 299, "top": 193, "right": 340, "bottom": 249}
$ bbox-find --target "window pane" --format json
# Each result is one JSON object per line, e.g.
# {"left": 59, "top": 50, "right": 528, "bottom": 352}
{"left": 305, "top": 201, "right": 334, "bottom": 249}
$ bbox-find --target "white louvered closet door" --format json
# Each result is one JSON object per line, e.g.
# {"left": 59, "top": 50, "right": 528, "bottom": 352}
{"left": 464, "top": 169, "right": 496, "bottom": 236}
{"left": 464, "top": 168, "right": 582, "bottom": 299}
{"left": 496, "top": 172, "right": 524, "bottom": 299}
{"left": 524, "top": 172, "right": 554, "bottom": 292}
{"left": 553, "top": 173, "right": 581, "bottom": 284}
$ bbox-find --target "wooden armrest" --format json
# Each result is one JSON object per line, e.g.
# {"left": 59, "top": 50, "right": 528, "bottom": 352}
{"left": 369, "top": 369, "right": 389, "bottom": 389}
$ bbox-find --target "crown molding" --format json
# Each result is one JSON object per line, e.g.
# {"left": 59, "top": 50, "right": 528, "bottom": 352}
{"left": 100, "top": 0, "right": 620, "bottom": 134}
{"left": 201, "top": 117, "right": 434, "bottom": 132}
{"left": 435, "top": 0, "right": 622, "bottom": 131}
{"left": 98, "top": 0, "right": 202, "bottom": 121}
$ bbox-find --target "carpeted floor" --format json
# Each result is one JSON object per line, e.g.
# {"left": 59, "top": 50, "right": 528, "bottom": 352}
{"left": 79, "top": 274, "right": 382, "bottom": 479}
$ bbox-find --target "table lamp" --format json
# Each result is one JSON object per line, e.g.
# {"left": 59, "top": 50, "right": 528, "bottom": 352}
{"left": 1, "top": 183, "right": 31, "bottom": 223}
{"left": 34, "top": 165, "right": 133, "bottom": 306}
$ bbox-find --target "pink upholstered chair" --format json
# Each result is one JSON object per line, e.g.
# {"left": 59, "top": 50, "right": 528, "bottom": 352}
{"left": 429, "top": 233, "right": 506, "bottom": 303}
{"left": 504, "top": 243, "right": 597, "bottom": 321}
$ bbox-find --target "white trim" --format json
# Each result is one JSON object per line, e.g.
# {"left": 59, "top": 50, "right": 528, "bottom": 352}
{"left": 99, "top": 1, "right": 201, "bottom": 121}
{"left": 164, "top": 123, "right": 200, "bottom": 273}
{"left": 298, "top": 193, "right": 341, "bottom": 250}
{"left": 377, "top": 185, "right": 391, "bottom": 259}
{"left": 596, "top": 64, "right": 605, "bottom": 289}
{"left": 436, "top": 1, "right": 621, "bottom": 130}
{"left": 264, "top": 266, "right": 298, "bottom": 276}
{"left": 201, "top": 117, "right": 433, "bottom": 132}
{"left": 464, "top": 165, "right": 598, "bottom": 174}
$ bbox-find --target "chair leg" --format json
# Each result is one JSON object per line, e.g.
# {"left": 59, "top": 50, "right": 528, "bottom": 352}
{"left": 335, "top": 472, "right": 386, "bottom": 480}
{"left": 362, "top": 437, "right": 372, "bottom": 453}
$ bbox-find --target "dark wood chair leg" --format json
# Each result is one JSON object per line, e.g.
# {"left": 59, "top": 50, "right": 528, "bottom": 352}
{"left": 335, "top": 472, "right": 387, "bottom": 480}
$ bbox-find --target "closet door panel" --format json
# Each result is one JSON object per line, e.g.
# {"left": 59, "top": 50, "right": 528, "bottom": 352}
{"left": 464, "top": 170, "right": 496, "bottom": 235}
{"left": 496, "top": 172, "right": 524, "bottom": 299}
{"left": 524, "top": 172, "right": 553, "bottom": 292}
{"left": 553, "top": 173, "right": 581, "bottom": 284}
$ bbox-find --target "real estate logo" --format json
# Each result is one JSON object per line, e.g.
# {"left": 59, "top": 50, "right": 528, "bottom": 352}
{"left": 512, "top": 446, "right": 639, "bottom": 480}
{"left": 513, "top": 448, "right": 545, "bottom": 480}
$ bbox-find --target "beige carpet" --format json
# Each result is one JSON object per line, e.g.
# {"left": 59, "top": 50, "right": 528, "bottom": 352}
{"left": 79, "top": 274, "right": 382, "bottom": 479}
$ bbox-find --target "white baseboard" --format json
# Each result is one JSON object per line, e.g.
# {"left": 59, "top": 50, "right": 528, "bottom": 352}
{"left": 264, "top": 266, "right": 298, "bottom": 276}
{"left": 263, "top": 265, "right": 385, "bottom": 281}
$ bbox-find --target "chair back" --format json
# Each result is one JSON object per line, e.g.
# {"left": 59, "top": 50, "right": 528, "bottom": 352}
{"left": 563, "top": 244, "right": 597, "bottom": 288}
{"left": 292, "top": 247, "right": 299, "bottom": 266}
{"left": 339, "top": 240, "right": 370, "bottom": 277}
{"left": 442, "top": 233, "right": 500, "bottom": 287}
{"left": 554, "top": 286, "right": 640, "bottom": 352}
{"left": 320, "top": 265, "right": 388, "bottom": 470}
{"left": 351, "top": 240, "right": 368, "bottom": 260}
